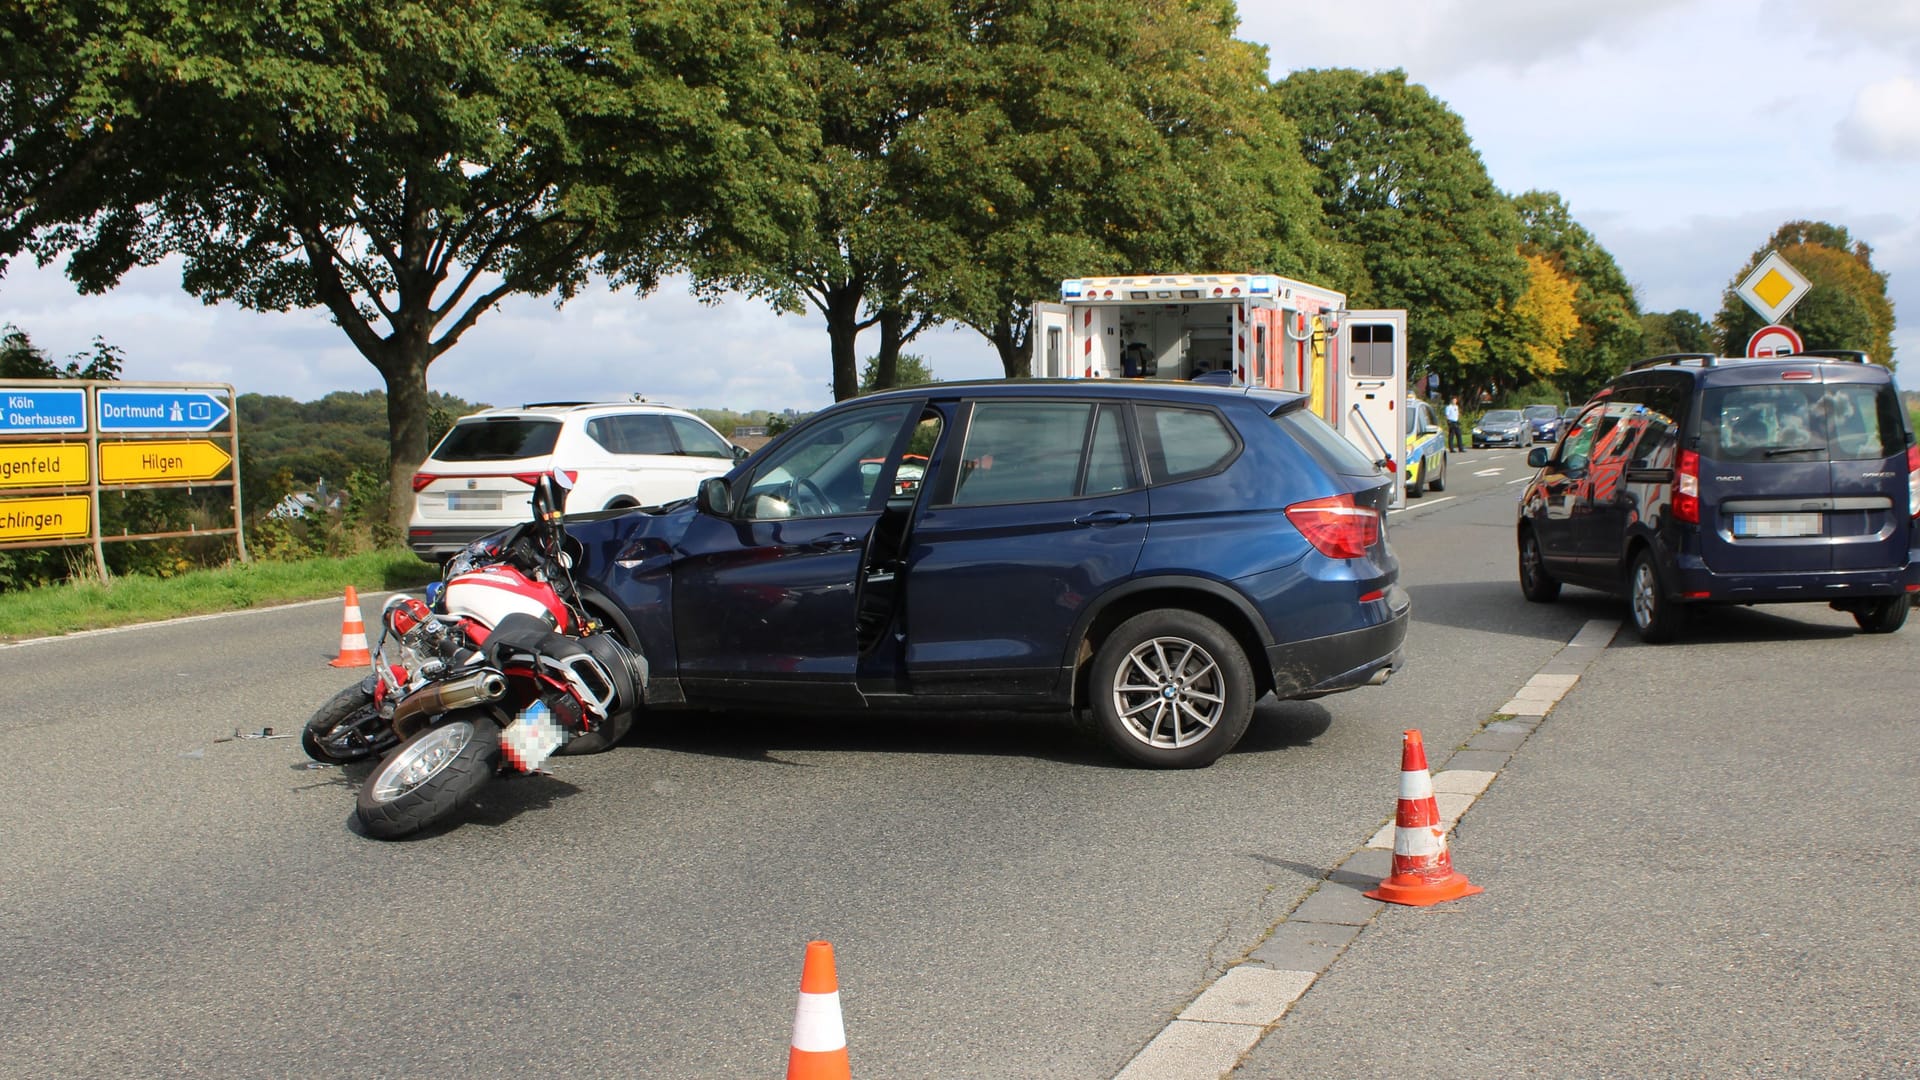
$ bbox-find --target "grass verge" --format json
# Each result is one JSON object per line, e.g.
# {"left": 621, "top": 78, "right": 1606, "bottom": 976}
{"left": 0, "top": 549, "right": 437, "bottom": 643}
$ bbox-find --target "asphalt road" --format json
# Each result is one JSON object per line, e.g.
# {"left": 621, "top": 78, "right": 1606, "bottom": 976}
{"left": 3, "top": 445, "right": 1908, "bottom": 1078}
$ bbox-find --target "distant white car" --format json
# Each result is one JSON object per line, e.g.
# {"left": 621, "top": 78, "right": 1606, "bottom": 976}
{"left": 407, "top": 399, "right": 744, "bottom": 561}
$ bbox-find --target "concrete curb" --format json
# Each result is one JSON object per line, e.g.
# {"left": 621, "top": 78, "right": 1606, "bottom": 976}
{"left": 1109, "top": 617, "right": 1620, "bottom": 1080}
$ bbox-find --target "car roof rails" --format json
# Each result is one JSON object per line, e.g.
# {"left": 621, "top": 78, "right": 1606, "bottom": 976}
{"left": 1626, "top": 353, "right": 1718, "bottom": 372}
{"left": 521, "top": 401, "right": 595, "bottom": 409}
{"left": 1792, "top": 349, "right": 1872, "bottom": 364}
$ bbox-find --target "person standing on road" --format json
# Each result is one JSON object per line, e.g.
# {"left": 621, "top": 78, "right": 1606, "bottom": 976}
{"left": 1445, "top": 397, "right": 1464, "bottom": 452}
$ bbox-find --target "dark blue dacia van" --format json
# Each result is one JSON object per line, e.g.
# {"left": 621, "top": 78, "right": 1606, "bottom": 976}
{"left": 1517, "top": 351, "right": 1919, "bottom": 642}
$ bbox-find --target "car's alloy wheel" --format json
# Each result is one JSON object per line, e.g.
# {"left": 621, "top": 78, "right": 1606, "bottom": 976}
{"left": 1114, "top": 636, "right": 1225, "bottom": 749}
{"left": 1090, "top": 610, "right": 1254, "bottom": 769}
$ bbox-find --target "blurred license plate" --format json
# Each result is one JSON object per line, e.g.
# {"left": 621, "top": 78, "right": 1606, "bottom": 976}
{"left": 1733, "top": 512, "right": 1823, "bottom": 537}
{"left": 447, "top": 492, "right": 501, "bottom": 511}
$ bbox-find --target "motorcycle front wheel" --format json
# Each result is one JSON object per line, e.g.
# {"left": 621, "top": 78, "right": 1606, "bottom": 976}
{"left": 354, "top": 710, "right": 500, "bottom": 840}
{"left": 303, "top": 682, "right": 394, "bottom": 764}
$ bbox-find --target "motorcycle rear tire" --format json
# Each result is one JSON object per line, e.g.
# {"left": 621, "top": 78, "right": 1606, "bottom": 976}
{"left": 553, "top": 708, "right": 634, "bottom": 756}
{"left": 303, "top": 682, "right": 390, "bottom": 764}
{"left": 355, "top": 710, "right": 500, "bottom": 840}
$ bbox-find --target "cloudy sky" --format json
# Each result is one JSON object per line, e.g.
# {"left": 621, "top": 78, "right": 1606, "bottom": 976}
{"left": 2, "top": 0, "right": 1915, "bottom": 412}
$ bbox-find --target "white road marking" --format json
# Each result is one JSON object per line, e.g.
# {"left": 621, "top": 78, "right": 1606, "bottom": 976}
{"left": 1508, "top": 475, "right": 1533, "bottom": 484}
{"left": 1388, "top": 496, "right": 1454, "bottom": 514}
{"left": 1473, "top": 468, "right": 1505, "bottom": 477}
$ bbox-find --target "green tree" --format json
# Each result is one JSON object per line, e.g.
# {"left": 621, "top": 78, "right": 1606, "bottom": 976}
{"left": 1273, "top": 68, "right": 1528, "bottom": 397}
{"left": 860, "top": 352, "right": 934, "bottom": 394}
{"left": 1714, "top": 222, "right": 1896, "bottom": 366}
{"left": 1512, "top": 190, "right": 1642, "bottom": 396}
{"left": 2, "top": 0, "right": 810, "bottom": 528}
{"left": 1639, "top": 310, "right": 1715, "bottom": 356}
{"left": 697, "top": 0, "right": 1345, "bottom": 393}
{"left": 0, "top": 324, "right": 124, "bottom": 380}
{"left": 691, "top": 0, "right": 949, "bottom": 403}
{"left": 918, "top": 1, "right": 1353, "bottom": 375}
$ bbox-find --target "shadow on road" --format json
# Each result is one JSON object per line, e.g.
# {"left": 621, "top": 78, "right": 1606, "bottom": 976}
{"left": 1404, "top": 578, "right": 1620, "bottom": 640}
{"left": 620, "top": 696, "right": 1336, "bottom": 769}
{"left": 1615, "top": 602, "right": 1859, "bottom": 647}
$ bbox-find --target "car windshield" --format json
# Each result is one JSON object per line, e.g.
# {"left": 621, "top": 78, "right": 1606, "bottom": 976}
{"left": 1523, "top": 406, "right": 1558, "bottom": 420}
{"left": 432, "top": 418, "right": 562, "bottom": 461}
{"left": 1484, "top": 410, "right": 1522, "bottom": 423}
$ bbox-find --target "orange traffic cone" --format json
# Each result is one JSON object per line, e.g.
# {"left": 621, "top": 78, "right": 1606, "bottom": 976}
{"left": 787, "top": 941, "right": 850, "bottom": 1080}
{"left": 1364, "top": 729, "right": 1483, "bottom": 907}
{"left": 328, "top": 586, "right": 372, "bottom": 668}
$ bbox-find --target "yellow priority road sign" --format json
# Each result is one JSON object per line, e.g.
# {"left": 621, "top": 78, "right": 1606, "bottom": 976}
{"left": 99, "top": 440, "right": 232, "bottom": 484}
{"left": 0, "top": 493, "right": 90, "bottom": 541}
{"left": 1735, "top": 251, "right": 1812, "bottom": 324}
{"left": 0, "top": 443, "right": 89, "bottom": 489}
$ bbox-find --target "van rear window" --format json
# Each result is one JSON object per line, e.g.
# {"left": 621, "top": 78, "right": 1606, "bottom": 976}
{"left": 432, "top": 418, "right": 562, "bottom": 462}
{"left": 1699, "top": 384, "right": 1905, "bottom": 463}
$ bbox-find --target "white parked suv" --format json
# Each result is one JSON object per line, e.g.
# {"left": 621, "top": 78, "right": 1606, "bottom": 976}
{"left": 407, "top": 399, "right": 743, "bottom": 561}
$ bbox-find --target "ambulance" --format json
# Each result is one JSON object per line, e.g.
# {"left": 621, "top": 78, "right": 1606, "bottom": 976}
{"left": 1030, "top": 272, "right": 1410, "bottom": 504}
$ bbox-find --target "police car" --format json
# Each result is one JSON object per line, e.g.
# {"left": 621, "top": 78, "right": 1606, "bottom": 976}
{"left": 1404, "top": 397, "right": 1447, "bottom": 497}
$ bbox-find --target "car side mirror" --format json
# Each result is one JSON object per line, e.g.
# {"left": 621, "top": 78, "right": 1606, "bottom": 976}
{"left": 696, "top": 476, "right": 735, "bottom": 517}
{"left": 1526, "top": 446, "right": 1550, "bottom": 469}
{"left": 732, "top": 444, "right": 750, "bottom": 462}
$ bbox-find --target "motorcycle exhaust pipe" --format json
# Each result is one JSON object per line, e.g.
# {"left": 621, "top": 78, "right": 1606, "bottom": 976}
{"left": 391, "top": 668, "right": 509, "bottom": 739}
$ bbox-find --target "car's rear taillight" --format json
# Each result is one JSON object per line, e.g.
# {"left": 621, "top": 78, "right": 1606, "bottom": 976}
{"left": 1674, "top": 450, "right": 1700, "bottom": 524}
{"left": 505, "top": 470, "right": 578, "bottom": 488}
{"left": 410, "top": 472, "right": 438, "bottom": 493}
{"left": 1907, "top": 444, "right": 1920, "bottom": 518}
{"left": 1285, "top": 493, "right": 1382, "bottom": 559}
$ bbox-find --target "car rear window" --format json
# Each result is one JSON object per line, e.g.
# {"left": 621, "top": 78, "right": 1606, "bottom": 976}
{"left": 1272, "top": 405, "right": 1378, "bottom": 476}
{"left": 668, "top": 416, "right": 736, "bottom": 459}
{"left": 1139, "top": 405, "right": 1238, "bottom": 483}
{"left": 432, "top": 418, "right": 562, "bottom": 461}
{"left": 1699, "top": 383, "right": 1906, "bottom": 463}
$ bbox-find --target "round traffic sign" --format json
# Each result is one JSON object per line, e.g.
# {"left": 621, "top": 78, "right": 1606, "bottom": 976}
{"left": 1746, "top": 324, "right": 1803, "bottom": 358}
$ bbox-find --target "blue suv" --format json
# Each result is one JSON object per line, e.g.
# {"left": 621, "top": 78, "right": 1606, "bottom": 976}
{"left": 1518, "top": 351, "right": 1919, "bottom": 642}
{"left": 556, "top": 380, "right": 1410, "bottom": 767}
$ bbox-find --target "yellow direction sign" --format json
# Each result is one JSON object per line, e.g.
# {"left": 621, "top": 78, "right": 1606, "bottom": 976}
{"left": 0, "top": 443, "right": 89, "bottom": 489}
{"left": 0, "top": 493, "right": 90, "bottom": 541}
{"left": 99, "top": 440, "right": 233, "bottom": 484}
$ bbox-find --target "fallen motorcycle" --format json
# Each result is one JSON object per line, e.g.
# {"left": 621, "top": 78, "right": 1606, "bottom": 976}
{"left": 303, "top": 472, "right": 646, "bottom": 839}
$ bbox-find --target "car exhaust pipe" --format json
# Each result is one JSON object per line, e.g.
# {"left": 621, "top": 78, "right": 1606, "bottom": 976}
{"left": 391, "top": 668, "right": 508, "bottom": 739}
{"left": 1367, "top": 666, "right": 1393, "bottom": 686}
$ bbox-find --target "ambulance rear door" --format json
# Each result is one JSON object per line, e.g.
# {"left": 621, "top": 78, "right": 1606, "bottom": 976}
{"left": 1030, "top": 302, "right": 1072, "bottom": 378}
{"left": 1341, "top": 310, "right": 1409, "bottom": 507}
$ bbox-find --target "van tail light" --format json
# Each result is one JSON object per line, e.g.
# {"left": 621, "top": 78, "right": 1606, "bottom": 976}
{"left": 1285, "top": 493, "right": 1382, "bottom": 559}
{"left": 1674, "top": 450, "right": 1700, "bottom": 524}
{"left": 411, "top": 472, "right": 438, "bottom": 493}
{"left": 1908, "top": 444, "right": 1920, "bottom": 517}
